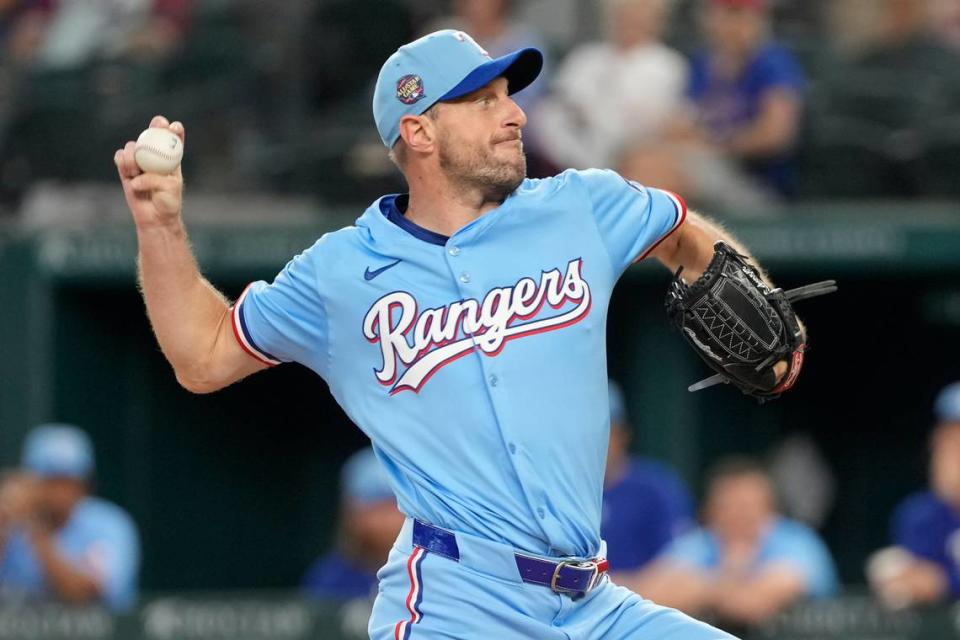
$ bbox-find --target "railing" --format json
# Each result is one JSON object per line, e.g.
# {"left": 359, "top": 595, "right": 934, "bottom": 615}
{"left": 0, "top": 594, "right": 957, "bottom": 640}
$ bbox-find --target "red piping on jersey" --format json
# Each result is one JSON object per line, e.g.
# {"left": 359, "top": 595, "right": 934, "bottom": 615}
{"left": 230, "top": 287, "right": 278, "bottom": 367}
{"left": 636, "top": 190, "right": 688, "bottom": 262}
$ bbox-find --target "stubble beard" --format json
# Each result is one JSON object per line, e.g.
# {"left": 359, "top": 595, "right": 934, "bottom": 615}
{"left": 438, "top": 134, "right": 527, "bottom": 202}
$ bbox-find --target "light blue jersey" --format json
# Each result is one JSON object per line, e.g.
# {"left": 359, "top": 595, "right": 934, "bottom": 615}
{"left": 0, "top": 497, "right": 140, "bottom": 611}
{"left": 664, "top": 517, "right": 839, "bottom": 599}
{"left": 233, "top": 169, "right": 685, "bottom": 559}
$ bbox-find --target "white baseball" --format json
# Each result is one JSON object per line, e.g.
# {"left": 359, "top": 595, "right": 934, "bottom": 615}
{"left": 134, "top": 127, "right": 183, "bottom": 174}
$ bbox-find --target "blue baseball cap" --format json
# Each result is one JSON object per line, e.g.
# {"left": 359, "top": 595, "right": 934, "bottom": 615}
{"left": 22, "top": 424, "right": 94, "bottom": 479}
{"left": 373, "top": 29, "right": 543, "bottom": 147}
{"left": 609, "top": 380, "right": 628, "bottom": 425}
{"left": 935, "top": 382, "right": 960, "bottom": 423}
{"left": 341, "top": 447, "right": 395, "bottom": 504}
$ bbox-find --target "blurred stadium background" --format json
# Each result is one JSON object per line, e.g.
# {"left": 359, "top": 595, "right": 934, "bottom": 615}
{"left": 0, "top": 0, "right": 959, "bottom": 637}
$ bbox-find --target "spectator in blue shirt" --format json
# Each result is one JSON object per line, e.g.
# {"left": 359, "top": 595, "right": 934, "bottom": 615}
{"left": 638, "top": 457, "right": 838, "bottom": 629}
{"left": 0, "top": 424, "right": 140, "bottom": 611}
{"left": 302, "top": 447, "right": 404, "bottom": 602}
{"left": 603, "top": 380, "right": 694, "bottom": 579}
{"left": 868, "top": 382, "right": 960, "bottom": 608}
{"left": 681, "top": 0, "right": 806, "bottom": 197}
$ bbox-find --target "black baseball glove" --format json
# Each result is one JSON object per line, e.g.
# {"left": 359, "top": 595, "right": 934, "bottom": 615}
{"left": 665, "top": 242, "right": 836, "bottom": 402}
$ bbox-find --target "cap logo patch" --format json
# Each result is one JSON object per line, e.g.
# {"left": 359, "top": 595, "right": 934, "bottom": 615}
{"left": 396, "top": 75, "right": 426, "bottom": 105}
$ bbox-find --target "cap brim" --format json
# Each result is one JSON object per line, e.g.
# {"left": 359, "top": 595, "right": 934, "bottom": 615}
{"left": 440, "top": 47, "right": 543, "bottom": 102}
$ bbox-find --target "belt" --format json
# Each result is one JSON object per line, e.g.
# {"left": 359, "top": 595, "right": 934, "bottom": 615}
{"left": 411, "top": 519, "right": 609, "bottom": 596}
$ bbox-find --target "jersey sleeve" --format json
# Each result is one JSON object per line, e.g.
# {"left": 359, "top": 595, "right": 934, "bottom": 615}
{"left": 891, "top": 494, "right": 943, "bottom": 560}
{"left": 641, "top": 493, "right": 678, "bottom": 561}
{"left": 81, "top": 513, "right": 141, "bottom": 611}
{"left": 686, "top": 52, "right": 709, "bottom": 101}
{"left": 577, "top": 169, "right": 687, "bottom": 273}
{"left": 661, "top": 529, "right": 714, "bottom": 570}
{"left": 603, "top": 486, "right": 676, "bottom": 570}
{"left": 231, "top": 240, "right": 329, "bottom": 372}
{"left": 765, "top": 524, "right": 839, "bottom": 598}
{"left": 755, "top": 46, "right": 806, "bottom": 96}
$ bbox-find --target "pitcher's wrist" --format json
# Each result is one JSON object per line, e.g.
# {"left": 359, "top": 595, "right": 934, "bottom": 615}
{"left": 135, "top": 213, "right": 186, "bottom": 238}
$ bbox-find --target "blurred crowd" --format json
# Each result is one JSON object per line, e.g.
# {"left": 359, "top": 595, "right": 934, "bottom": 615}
{"left": 3, "top": 384, "right": 959, "bottom": 635}
{"left": 0, "top": 0, "right": 958, "bottom": 219}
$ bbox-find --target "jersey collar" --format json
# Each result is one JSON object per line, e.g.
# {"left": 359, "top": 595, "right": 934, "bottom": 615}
{"left": 358, "top": 183, "right": 530, "bottom": 250}
{"left": 379, "top": 194, "right": 450, "bottom": 246}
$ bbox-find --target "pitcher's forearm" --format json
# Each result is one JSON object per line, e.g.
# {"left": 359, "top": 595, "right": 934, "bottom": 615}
{"left": 655, "top": 211, "right": 770, "bottom": 285}
{"left": 118, "top": 117, "right": 265, "bottom": 393}
{"left": 136, "top": 219, "right": 231, "bottom": 380}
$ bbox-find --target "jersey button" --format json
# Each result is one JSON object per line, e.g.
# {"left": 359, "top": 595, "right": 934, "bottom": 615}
{"left": 459, "top": 272, "right": 471, "bottom": 284}
{"left": 508, "top": 443, "right": 516, "bottom": 454}
{"left": 537, "top": 507, "right": 546, "bottom": 519}
{"left": 448, "top": 246, "right": 461, "bottom": 257}
{"left": 489, "top": 374, "right": 498, "bottom": 387}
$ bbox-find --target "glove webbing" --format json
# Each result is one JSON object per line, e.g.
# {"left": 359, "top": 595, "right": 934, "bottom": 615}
{"left": 687, "top": 279, "right": 837, "bottom": 394}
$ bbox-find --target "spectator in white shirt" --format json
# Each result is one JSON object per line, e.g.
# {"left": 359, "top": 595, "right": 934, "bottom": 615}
{"left": 531, "top": 0, "right": 687, "bottom": 170}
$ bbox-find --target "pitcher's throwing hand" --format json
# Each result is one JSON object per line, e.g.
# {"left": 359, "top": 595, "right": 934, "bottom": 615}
{"left": 114, "top": 116, "right": 185, "bottom": 230}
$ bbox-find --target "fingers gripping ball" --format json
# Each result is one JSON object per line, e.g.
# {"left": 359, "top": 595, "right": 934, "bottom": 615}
{"left": 134, "top": 128, "right": 183, "bottom": 174}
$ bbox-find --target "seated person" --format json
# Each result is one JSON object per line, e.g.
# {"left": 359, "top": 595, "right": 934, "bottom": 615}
{"left": 303, "top": 447, "right": 404, "bottom": 601}
{"left": 675, "top": 0, "right": 806, "bottom": 197}
{"left": 0, "top": 424, "right": 140, "bottom": 611}
{"left": 868, "top": 382, "right": 960, "bottom": 608}
{"left": 637, "top": 457, "right": 837, "bottom": 629}
{"left": 603, "top": 380, "right": 694, "bottom": 578}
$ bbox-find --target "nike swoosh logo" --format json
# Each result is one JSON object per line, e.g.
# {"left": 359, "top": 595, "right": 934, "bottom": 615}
{"left": 364, "top": 259, "right": 402, "bottom": 281}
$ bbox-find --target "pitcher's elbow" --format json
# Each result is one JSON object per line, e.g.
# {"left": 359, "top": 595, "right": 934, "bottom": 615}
{"left": 175, "top": 367, "right": 226, "bottom": 394}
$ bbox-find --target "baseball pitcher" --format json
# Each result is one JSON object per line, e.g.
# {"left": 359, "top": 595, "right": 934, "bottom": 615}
{"left": 114, "top": 30, "right": 831, "bottom": 640}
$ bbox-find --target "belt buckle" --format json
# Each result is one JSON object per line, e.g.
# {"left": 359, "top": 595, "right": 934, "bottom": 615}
{"left": 585, "top": 561, "right": 602, "bottom": 592}
{"left": 550, "top": 559, "right": 601, "bottom": 595}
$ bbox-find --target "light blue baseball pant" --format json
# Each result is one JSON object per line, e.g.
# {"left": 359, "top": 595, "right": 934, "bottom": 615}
{"left": 369, "top": 518, "right": 738, "bottom": 640}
